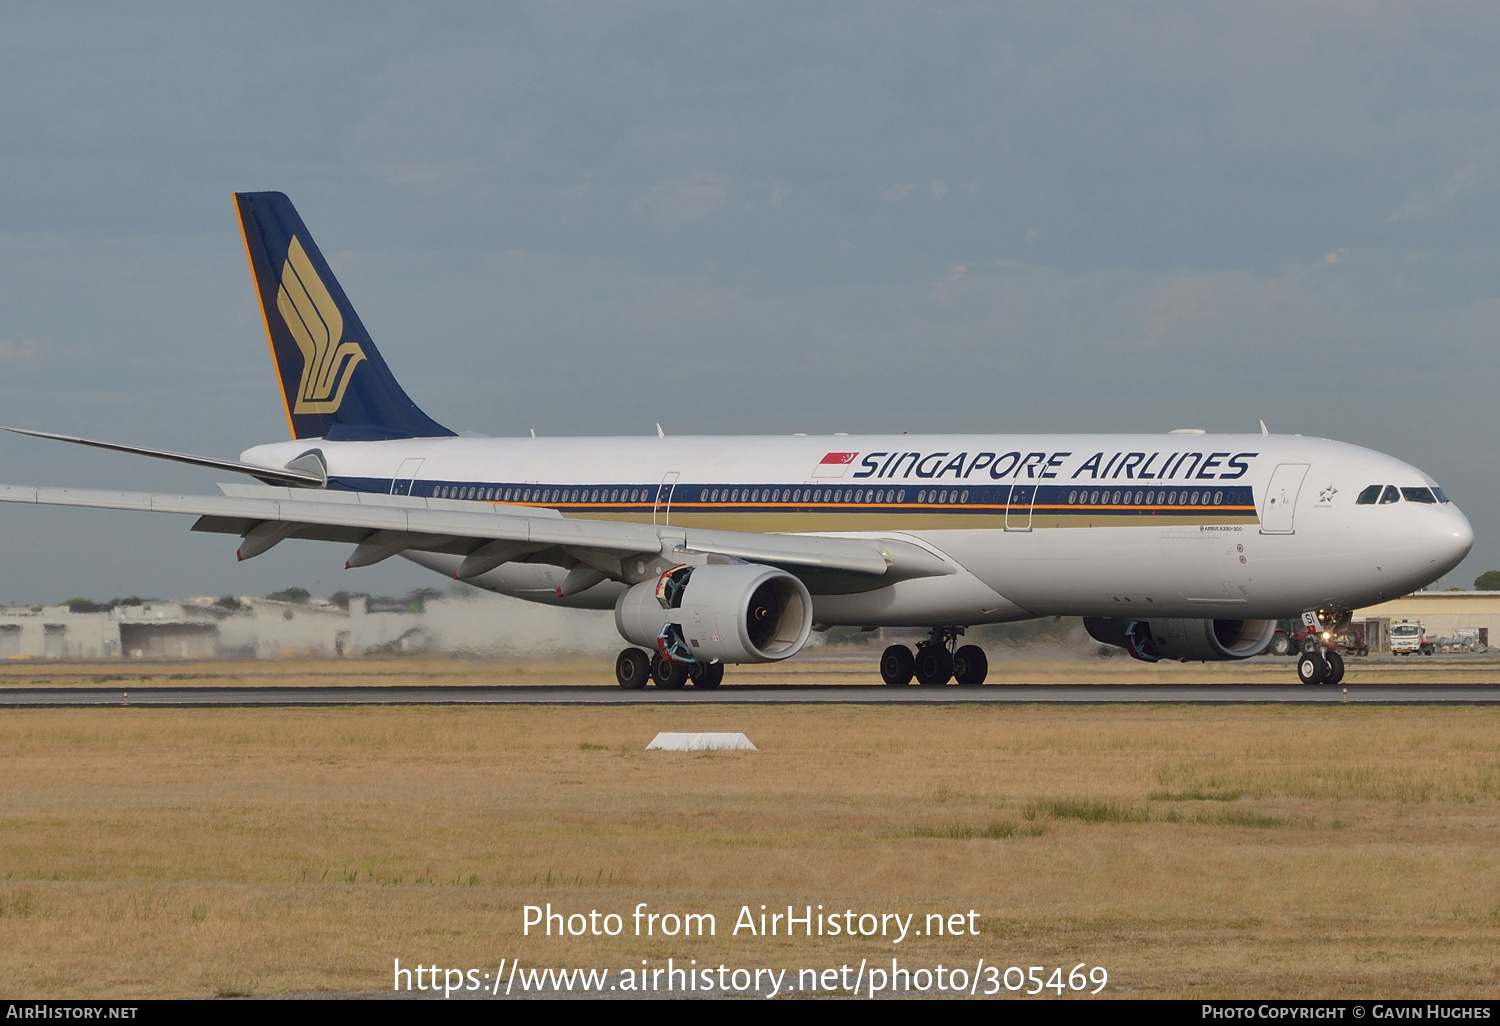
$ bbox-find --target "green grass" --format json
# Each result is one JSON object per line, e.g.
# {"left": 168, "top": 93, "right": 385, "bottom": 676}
{"left": 1025, "top": 799, "right": 1150, "bottom": 823}
{"left": 910, "top": 821, "right": 1044, "bottom": 840}
{"left": 1148, "top": 787, "right": 1244, "bottom": 802}
{"left": 1021, "top": 796, "right": 1327, "bottom": 830}
{"left": 1161, "top": 807, "right": 1309, "bottom": 829}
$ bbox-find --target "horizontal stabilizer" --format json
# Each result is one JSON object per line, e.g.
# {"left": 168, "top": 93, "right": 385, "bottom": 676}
{"left": 3, "top": 427, "right": 325, "bottom": 487}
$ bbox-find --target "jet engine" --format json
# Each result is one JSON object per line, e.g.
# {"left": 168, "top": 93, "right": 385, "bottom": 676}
{"left": 1084, "top": 617, "right": 1277, "bottom": 663}
{"left": 614, "top": 563, "right": 813, "bottom": 664}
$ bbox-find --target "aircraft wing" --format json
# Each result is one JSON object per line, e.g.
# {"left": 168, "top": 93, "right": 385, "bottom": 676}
{"left": 0, "top": 484, "right": 952, "bottom": 583}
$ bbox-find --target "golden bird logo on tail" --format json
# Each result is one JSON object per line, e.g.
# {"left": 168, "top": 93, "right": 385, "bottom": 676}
{"left": 275, "top": 236, "right": 366, "bottom": 414}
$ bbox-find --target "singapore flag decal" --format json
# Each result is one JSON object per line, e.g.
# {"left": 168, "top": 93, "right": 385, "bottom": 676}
{"left": 813, "top": 451, "right": 858, "bottom": 478}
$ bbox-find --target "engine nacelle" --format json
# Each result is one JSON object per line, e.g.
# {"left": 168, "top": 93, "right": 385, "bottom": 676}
{"left": 614, "top": 563, "right": 813, "bottom": 664}
{"left": 1085, "top": 617, "right": 1277, "bottom": 662}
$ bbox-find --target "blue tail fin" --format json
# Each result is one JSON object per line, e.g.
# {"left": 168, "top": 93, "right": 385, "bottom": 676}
{"left": 234, "top": 192, "right": 454, "bottom": 441}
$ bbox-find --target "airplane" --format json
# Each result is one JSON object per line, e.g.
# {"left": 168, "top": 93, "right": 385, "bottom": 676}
{"left": 0, "top": 192, "right": 1475, "bottom": 689}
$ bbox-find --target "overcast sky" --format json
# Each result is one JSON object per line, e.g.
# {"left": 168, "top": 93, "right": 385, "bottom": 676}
{"left": 0, "top": 1, "right": 1497, "bottom": 605}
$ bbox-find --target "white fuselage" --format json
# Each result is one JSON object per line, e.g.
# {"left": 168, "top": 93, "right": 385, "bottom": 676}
{"left": 242, "top": 432, "right": 1474, "bottom": 627}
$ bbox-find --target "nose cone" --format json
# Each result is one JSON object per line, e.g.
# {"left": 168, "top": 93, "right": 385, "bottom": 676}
{"left": 1427, "top": 504, "right": 1475, "bottom": 577}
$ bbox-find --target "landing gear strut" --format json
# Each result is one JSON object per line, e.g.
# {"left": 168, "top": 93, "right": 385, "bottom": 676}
{"left": 880, "top": 628, "right": 988, "bottom": 686}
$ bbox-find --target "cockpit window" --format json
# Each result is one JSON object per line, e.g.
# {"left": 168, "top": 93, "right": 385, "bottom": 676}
{"left": 1356, "top": 485, "right": 1382, "bottom": 505}
{"left": 1433, "top": 487, "right": 1450, "bottom": 503}
{"left": 1401, "top": 487, "right": 1437, "bottom": 504}
{"left": 1379, "top": 485, "right": 1401, "bottom": 504}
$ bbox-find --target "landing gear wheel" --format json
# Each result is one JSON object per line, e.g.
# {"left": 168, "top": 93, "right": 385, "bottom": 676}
{"left": 1325, "top": 651, "right": 1345, "bottom": 686}
{"left": 1270, "top": 633, "right": 1293, "bottom": 657}
{"left": 689, "top": 662, "right": 724, "bottom": 688}
{"left": 880, "top": 645, "right": 915, "bottom": 685}
{"left": 914, "top": 645, "right": 954, "bottom": 686}
{"left": 1297, "top": 652, "right": 1328, "bottom": 685}
{"left": 952, "top": 645, "right": 989, "bottom": 685}
{"left": 616, "top": 648, "right": 650, "bottom": 689}
{"left": 651, "top": 653, "right": 689, "bottom": 689}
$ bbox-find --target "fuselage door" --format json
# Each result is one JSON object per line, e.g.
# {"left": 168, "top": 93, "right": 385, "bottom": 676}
{"left": 655, "top": 471, "right": 680, "bottom": 525}
{"left": 1260, "top": 463, "right": 1309, "bottom": 534}
{"left": 391, "top": 457, "right": 424, "bottom": 496}
{"left": 1006, "top": 483, "right": 1035, "bottom": 532}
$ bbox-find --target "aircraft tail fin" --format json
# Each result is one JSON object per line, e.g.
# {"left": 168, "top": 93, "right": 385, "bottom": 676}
{"left": 233, "top": 192, "right": 454, "bottom": 441}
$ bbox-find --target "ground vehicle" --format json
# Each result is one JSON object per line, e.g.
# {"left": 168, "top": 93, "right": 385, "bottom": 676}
{"left": 1333, "top": 624, "right": 1369, "bottom": 656}
{"left": 1389, "top": 621, "right": 1434, "bottom": 656}
{"left": 1269, "top": 620, "right": 1299, "bottom": 656}
{"left": 1270, "top": 620, "right": 1367, "bottom": 657}
{"left": 1433, "top": 628, "right": 1486, "bottom": 654}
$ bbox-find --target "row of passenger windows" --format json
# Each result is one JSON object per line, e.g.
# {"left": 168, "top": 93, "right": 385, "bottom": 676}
{"left": 428, "top": 483, "right": 1235, "bottom": 507}
{"left": 1355, "top": 485, "right": 1448, "bottom": 506}
{"left": 703, "top": 487, "right": 916, "bottom": 504}
{"left": 1066, "top": 488, "right": 1222, "bottom": 507}
{"left": 433, "top": 485, "right": 658, "bottom": 503}
{"left": 432, "top": 486, "right": 994, "bottom": 505}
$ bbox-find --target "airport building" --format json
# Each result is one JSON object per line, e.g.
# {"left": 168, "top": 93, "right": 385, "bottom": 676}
{"left": 0, "top": 591, "right": 621, "bottom": 660}
{"left": 1350, "top": 592, "right": 1500, "bottom": 650}
{"left": 0, "top": 598, "right": 378, "bottom": 660}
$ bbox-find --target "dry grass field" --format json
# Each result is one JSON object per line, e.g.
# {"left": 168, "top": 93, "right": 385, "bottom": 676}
{"left": 2, "top": 666, "right": 1499, "bottom": 999}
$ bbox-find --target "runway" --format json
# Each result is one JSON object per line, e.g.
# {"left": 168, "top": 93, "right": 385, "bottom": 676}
{"left": 4, "top": 683, "right": 1500, "bottom": 706}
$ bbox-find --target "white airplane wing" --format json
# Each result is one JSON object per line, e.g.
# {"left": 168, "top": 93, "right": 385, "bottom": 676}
{"left": 0, "top": 483, "right": 952, "bottom": 585}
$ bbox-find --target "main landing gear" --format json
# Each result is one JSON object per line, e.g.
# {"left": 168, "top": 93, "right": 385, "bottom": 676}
{"left": 880, "top": 628, "right": 988, "bottom": 686}
{"left": 614, "top": 648, "right": 723, "bottom": 689}
{"left": 1296, "top": 648, "right": 1344, "bottom": 686}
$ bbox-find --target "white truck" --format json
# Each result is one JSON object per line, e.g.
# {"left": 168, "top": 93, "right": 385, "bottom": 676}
{"left": 1389, "top": 621, "right": 1435, "bottom": 656}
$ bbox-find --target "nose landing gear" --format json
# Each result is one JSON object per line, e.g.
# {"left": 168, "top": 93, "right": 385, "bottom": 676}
{"left": 1296, "top": 648, "right": 1345, "bottom": 686}
{"left": 1293, "top": 608, "right": 1349, "bottom": 686}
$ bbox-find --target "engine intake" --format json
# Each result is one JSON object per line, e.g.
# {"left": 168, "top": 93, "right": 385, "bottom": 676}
{"left": 615, "top": 563, "right": 813, "bottom": 664}
{"left": 1085, "top": 617, "right": 1277, "bottom": 662}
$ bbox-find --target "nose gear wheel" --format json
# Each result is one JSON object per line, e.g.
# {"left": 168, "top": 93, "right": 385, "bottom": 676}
{"left": 1296, "top": 652, "right": 1328, "bottom": 685}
